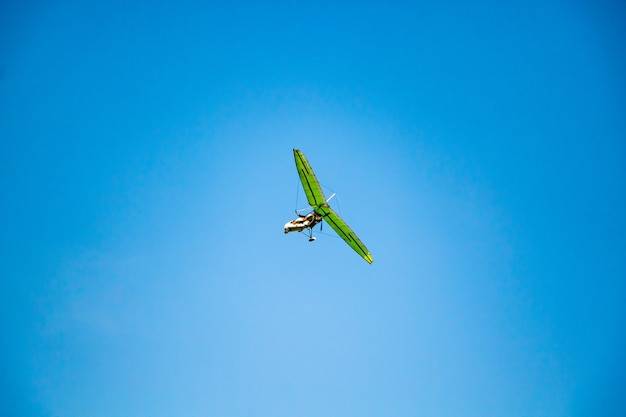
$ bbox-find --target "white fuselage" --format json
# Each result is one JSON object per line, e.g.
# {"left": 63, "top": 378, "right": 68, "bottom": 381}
{"left": 284, "top": 212, "right": 322, "bottom": 234}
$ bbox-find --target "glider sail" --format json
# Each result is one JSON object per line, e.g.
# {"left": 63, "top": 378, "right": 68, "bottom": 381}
{"left": 293, "top": 149, "right": 374, "bottom": 264}
{"left": 316, "top": 205, "right": 374, "bottom": 264}
{"left": 294, "top": 148, "right": 327, "bottom": 207}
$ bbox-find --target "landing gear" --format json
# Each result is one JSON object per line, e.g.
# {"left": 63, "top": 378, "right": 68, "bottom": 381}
{"left": 307, "top": 227, "right": 316, "bottom": 242}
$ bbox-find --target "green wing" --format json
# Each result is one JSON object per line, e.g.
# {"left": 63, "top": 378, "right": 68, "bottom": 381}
{"left": 293, "top": 149, "right": 327, "bottom": 208}
{"left": 293, "top": 148, "right": 373, "bottom": 264}
{"left": 316, "top": 205, "right": 374, "bottom": 264}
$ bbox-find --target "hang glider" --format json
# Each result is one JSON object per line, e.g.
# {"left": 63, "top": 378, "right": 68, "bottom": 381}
{"left": 284, "top": 148, "right": 373, "bottom": 264}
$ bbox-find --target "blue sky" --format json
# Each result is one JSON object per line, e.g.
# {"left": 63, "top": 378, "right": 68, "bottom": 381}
{"left": 1, "top": 1, "right": 625, "bottom": 416}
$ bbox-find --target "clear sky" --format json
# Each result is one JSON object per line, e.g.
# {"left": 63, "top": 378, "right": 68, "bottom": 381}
{"left": 1, "top": 1, "right": 625, "bottom": 416}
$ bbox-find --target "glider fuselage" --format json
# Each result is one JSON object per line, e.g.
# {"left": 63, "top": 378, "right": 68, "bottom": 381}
{"left": 284, "top": 212, "right": 322, "bottom": 234}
